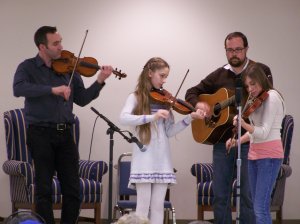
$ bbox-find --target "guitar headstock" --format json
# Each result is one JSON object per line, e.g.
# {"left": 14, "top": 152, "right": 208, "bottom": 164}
{"left": 112, "top": 68, "right": 127, "bottom": 80}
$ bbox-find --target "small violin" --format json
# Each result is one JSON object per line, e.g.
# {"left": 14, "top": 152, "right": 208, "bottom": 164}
{"left": 227, "top": 90, "right": 269, "bottom": 154}
{"left": 150, "top": 88, "right": 196, "bottom": 115}
{"left": 52, "top": 50, "right": 127, "bottom": 79}
{"left": 242, "top": 91, "right": 269, "bottom": 118}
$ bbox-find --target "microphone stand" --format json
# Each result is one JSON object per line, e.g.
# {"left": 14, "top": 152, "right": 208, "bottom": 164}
{"left": 235, "top": 79, "right": 242, "bottom": 224}
{"left": 90, "top": 107, "right": 137, "bottom": 223}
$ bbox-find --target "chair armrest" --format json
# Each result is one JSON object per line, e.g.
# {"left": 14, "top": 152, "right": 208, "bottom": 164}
{"left": 277, "top": 164, "right": 292, "bottom": 180}
{"left": 2, "top": 160, "right": 34, "bottom": 186}
{"left": 79, "top": 160, "right": 108, "bottom": 182}
{"left": 191, "top": 163, "right": 213, "bottom": 183}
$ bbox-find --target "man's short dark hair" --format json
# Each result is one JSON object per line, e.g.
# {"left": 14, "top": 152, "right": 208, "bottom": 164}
{"left": 34, "top": 26, "right": 57, "bottom": 49}
{"left": 224, "top": 32, "right": 248, "bottom": 48}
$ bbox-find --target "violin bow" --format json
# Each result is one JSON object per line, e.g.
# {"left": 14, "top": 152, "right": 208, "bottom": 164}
{"left": 67, "top": 29, "right": 89, "bottom": 87}
{"left": 242, "top": 94, "right": 253, "bottom": 114}
{"left": 174, "top": 69, "right": 189, "bottom": 98}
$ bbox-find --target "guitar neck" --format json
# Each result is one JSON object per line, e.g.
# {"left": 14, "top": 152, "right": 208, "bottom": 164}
{"left": 214, "top": 95, "right": 235, "bottom": 113}
{"left": 221, "top": 95, "right": 235, "bottom": 108}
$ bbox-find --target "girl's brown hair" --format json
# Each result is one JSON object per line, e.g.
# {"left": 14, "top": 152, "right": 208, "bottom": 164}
{"left": 133, "top": 57, "right": 169, "bottom": 144}
{"left": 241, "top": 63, "right": 276, "bottom": 106}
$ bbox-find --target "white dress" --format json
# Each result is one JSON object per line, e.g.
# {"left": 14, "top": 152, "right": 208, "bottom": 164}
{"left": 119, "top": 93, "right": 193, "bottom": 188}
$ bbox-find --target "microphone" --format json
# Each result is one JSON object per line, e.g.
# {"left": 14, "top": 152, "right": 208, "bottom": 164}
{"left": 131, "top": 136, "right": 147, "bottom": 152}
{"left": 90, "top": 107, "right": 121, "bottom": 131}
{"left": 235, "top": 75, "right": 243, "bottom": 106}
{"left": 91, "top": 106, "right": 102, "bottom": 116}
{"left": 91, "top": 107, "right": 147, "bottom": 152}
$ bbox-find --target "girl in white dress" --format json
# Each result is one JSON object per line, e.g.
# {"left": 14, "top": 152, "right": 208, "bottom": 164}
{"left": 119, "top": 57, "right": 204, "bottom": 224}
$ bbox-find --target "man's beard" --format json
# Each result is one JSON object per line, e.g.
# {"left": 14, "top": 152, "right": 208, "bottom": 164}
{"left": 229, "top": 57, "right": 245, "bottom": 67}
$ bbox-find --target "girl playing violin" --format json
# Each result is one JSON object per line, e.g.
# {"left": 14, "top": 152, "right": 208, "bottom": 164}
{"left": 119, "top": 57, "right": 204, "bottom": 223}
{"left": 226, "top": 63, "right": 285, "bottom": 224}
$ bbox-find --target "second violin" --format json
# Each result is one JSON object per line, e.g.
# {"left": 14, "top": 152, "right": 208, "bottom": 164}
{"left": 150, "top": 88, "right": 196, "bottom": 115}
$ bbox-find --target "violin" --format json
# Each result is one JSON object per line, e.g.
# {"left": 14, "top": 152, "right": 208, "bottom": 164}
{"left": 52, "top": 50, "right": 127, "bottom": 79}
{"left": 150, "top": 88, "right": 196, "bottom": 115}
{"left": 227, "top": 90, "right": 269, "bottom": 154}
{"left": 242, "top": 91, "right": 269, "bottom": 118}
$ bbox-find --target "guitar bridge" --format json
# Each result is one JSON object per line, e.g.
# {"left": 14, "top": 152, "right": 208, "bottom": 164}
{"left": 205, "top": 118, "right": 216, "bottom": 128}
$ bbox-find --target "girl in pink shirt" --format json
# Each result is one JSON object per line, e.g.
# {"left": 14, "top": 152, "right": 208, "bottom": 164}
{"left": 226, "top": 63, "right": 285, "bottom": 224}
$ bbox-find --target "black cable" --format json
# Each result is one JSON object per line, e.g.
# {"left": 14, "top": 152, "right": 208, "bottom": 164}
{"left": 88, "top": 115, "right": 99, "bottom": 161}
{"left": 76, "top": 115, "right": 99, "bottom": 224}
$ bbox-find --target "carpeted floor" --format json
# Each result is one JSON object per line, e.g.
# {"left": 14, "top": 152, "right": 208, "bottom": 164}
{"left": 1, "top": 217, "right": 300, "bottom": 224}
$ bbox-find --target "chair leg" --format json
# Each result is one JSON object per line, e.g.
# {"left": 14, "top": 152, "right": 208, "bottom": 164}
{"left": 276, "top": 207, "right": 283, "bottom": 224}
{"left": 164, "top": 209, "right": 169, "bottom": 224}
{"left": 12, "top": 203, "right": 17, "bottom": 213}
{"left": 95, "top": 203, "right": 101, "bottom": 224}
{"left": 171, "top": 207, "right": 176, "bottom": 224}
{"left": 198, "top": 205, "right": 204, "bottom": 220}
{"left": 113, "top": 206, "right": 116, "bottom": 222}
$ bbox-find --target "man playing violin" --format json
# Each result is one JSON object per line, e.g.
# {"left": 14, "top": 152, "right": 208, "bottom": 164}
{"left": 13, "top": 26, "right": 113, "bottom": 224}
{"left": 185, "top": 32, "right": 273, "bottom": 223}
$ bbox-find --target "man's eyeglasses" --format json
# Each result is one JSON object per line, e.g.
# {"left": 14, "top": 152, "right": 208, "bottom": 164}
{"left": 225, "top": 47, "right": 245, "bottom": 54}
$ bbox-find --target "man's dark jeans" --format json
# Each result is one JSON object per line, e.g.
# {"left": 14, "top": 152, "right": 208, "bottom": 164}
{"left": 27, "top": 125, "right": 81, "bottom": 224}
{"left": 212, "top": 143, "right": 255, "bottom": 224}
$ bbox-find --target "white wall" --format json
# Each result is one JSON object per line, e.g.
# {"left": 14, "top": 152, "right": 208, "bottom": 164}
{"left": 1, "top": 0, "right": 299, "bottom": 220}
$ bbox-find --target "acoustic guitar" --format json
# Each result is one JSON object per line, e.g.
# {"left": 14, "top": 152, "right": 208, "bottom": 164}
{"left": 191, "top": 88, "right": 236, "bottom": 145}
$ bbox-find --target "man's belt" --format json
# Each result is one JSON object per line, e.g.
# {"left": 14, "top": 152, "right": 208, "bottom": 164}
{"left": 30, "top": 123, "right": 72, "bottom": 131}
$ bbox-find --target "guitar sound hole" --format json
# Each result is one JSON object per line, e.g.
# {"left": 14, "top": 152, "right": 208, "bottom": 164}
{"left": 214, "top": 103, "right": 221, "bottom": 116}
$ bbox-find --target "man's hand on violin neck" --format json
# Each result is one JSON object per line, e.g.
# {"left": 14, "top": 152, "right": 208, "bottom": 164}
{"left": 52, "top": 85, "right": 71, "bottom": 101}
{"left": 97, "top": 65, "right": 113, "bottom": 84}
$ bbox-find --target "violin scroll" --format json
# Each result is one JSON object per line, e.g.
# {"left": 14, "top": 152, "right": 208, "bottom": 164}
{"left": 113, "top": 68, "right": 127, "bottom": 80}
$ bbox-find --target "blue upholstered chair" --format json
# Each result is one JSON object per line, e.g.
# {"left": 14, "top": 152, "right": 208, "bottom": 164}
{"left": 2, "top": 108, "right": 108, "bottom": 224}
{"left": 113, "top": 152, "right": 176, "bottom": 224}
{"left": 190, "top": 114, "right": 294, "bottom": 222}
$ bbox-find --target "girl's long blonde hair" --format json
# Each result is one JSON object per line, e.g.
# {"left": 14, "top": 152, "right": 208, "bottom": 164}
{"left": 133, "top": 57, "right": 169, "bottom": 144}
